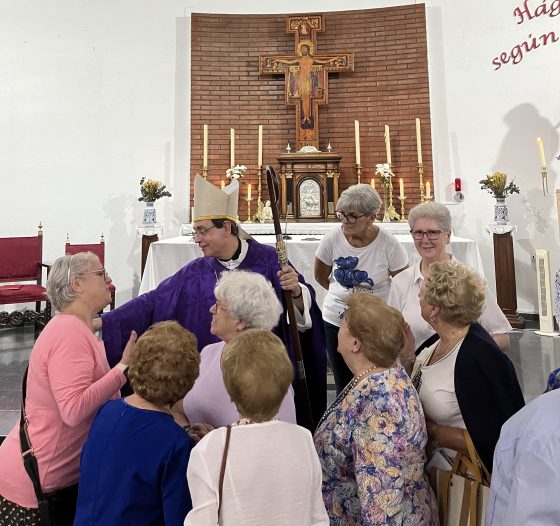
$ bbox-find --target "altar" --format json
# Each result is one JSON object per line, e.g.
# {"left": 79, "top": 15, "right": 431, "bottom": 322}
{"left": 140, "top": 225, "right": 484, "bottom": 308}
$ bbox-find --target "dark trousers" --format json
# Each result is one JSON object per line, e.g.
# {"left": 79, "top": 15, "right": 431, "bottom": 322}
{"left": 324, "top": 320, "right": 353, "bottom": 395}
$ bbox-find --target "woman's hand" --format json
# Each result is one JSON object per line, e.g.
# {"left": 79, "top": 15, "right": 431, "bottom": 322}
{"left": 119, "top": 331, "right": 137, "bottom": 367}
{"left": 188, "top": 423, "right": 215, "bottom": 443}
{"left": 92, "top": 317, "right": 102, "bottom": 332}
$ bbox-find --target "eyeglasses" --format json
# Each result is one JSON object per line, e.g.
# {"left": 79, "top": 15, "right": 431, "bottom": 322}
{"left": 335, "top": 210, "right": 366, "bottom": 224}
{"left": 82, "top": 268, "right": 110, "bottom": 281}
{"left": 192, "top": 225, "right": 217, "bottom": 238}
{"left": 214, "top": 300, "right": 229, "bottom": 312}
{"left": 410, "top": 230, "right": 445, "bottom": 240}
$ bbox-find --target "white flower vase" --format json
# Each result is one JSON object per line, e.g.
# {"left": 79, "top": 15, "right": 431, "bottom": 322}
{"left": 143, "top": 201, "right": 157, "bottom": 225}
{"left": 493, "top": 197, "right": 509, "bottom": 225}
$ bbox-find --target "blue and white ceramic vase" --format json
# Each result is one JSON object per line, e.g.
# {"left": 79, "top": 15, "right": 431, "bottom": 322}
{"left": 493, "top": 197, "right": 508, "bottom": 225}
{"left": 143, "top": 201, "right": 157, "bottom": 225}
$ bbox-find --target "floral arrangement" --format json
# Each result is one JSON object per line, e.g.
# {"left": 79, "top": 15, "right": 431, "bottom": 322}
{"left": 479, "top": 172, "right": 520, "bottom": 198}
{"left": 138, "top": 177, "right": 172, "bottom": 202}
{"left": 375, "top": 163, "right": 394, "bottom": 185}
{"left": 226, "top": 164, "right": 247, "bottom": 180}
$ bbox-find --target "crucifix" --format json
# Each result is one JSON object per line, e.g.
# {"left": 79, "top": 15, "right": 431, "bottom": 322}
{"left": 259, "top": 15, "right": 354, "bottom": 150}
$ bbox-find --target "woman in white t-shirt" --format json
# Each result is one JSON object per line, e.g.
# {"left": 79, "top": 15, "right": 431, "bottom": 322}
{"left": 314, "top": 184, "right": 408, "bottom": 393}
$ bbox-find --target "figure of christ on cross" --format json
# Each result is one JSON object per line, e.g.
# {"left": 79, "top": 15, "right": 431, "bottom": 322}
{"left": 260, "top": 15, "right": 354, "bottom": 150}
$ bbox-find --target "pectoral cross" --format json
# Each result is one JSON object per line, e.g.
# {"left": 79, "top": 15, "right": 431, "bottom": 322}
{"left": 259, "top": 15, "right": 354, "bottom": 151}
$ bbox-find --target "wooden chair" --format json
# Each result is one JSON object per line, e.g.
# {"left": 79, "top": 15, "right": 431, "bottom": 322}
{"left": 64, "top": 234, "right": 116, "bottom": 310}
{"left": 0, "top": 224, "right": 52, "bottom": 333}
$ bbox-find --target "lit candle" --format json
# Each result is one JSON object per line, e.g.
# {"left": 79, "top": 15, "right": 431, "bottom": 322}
{"left": 370, "top": 178, "right": 375, "bottom": 190}
{"left": 426, "top": 181, "right": 431, "bottom": 199}
{"left": 354, "top": 120, "right": 361, "bottom": 165}
{"left": 536, "top": 137, "right": 546, "bottom": 169}
{"left": 399, "top": 178, "right": 405, "bottom": 199}
{"left": 415, "top": 118, "right": 422, "bottom": 164}
{"left": 385, "top": 125, "right": 392, "bottom": 165}
{"left": 247, "top": 183, "right": 252, "bottom": 200}
{"left": 221, "top": 181, "right": 225, "bottom": 190}
{"left": 258, "top": 125, "right": 263, "bottom": 167}
{"left": 230, "top": 128, "right": 235, "bottom": 167}
{"left": 203, "top": 124, "right": 208, "bottom": 167}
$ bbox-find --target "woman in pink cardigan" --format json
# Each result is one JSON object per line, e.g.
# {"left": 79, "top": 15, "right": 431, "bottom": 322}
{"left": 0, "top": 252, "right": 135, "bottom": 526}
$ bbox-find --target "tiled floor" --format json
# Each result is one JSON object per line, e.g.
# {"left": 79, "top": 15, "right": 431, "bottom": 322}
{"left": 1, "top": 326, "right": 559, "bottom": 438}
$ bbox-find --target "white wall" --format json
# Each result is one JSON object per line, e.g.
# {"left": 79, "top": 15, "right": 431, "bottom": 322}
{"left": 2, "top": 0, "right": 558, "bottom": 312}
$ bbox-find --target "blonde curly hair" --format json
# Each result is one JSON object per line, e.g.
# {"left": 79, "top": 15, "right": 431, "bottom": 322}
{"left": 128, "top": 321, "right": 200, "bottom": 406}
{"left": 422, "top": 260, "right": 486, "bottom": 325}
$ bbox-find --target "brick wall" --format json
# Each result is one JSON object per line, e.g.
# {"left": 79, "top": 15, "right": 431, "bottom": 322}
{"left": 191, "top": 5, "right": 431, "bottom": 220}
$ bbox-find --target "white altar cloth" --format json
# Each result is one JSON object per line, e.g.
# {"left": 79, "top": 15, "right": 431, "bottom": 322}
{"left": 139, "top": 234, "right": 484, "bottom": 309}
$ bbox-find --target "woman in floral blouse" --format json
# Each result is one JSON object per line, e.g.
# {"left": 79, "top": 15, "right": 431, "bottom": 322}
{"left": 314, "top": 293, "right": 438, "bottom": 525}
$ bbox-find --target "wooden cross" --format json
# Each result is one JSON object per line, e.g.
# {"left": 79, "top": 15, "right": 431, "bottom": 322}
{"left": 259, "top": 15, "right": 354, "bottom": 151}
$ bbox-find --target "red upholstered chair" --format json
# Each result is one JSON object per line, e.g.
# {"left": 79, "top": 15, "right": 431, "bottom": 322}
{"left": 0, "top": 224, "right": 52, "bottom": 332}
{"left": 65, "top": 234, "right": 116, "bottom": 310}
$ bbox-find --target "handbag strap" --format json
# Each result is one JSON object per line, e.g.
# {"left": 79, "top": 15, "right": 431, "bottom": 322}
{"left": 19, "top": 366, "right": 49, "bottom": 506}
{"left": 217, "top": 425, "right": 232, "bottom": 519}
{"left": 451, "top": 430, "right": 491, "bottom": 485}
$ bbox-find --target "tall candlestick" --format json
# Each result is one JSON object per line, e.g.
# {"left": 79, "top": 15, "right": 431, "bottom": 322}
{"left": 415, "top": 118, "right": 422, "bottom": 164}
{"left": 354, "top": 120, "right": 361, "bottom": 165}
{"left": 385, "top": 125, "right": 392, "bottom": 165}
{"left": 425, "top": 181, "right": 431, "bottom": 199}
{"left": 247, "top": 183, "right": 252, "bottom": 200}
{"left": 203, "top": 124, "right": 208, "bottom": 167}
{"left": 399, "top": 178, "right": 405, "bottom": 199}
{"left": 258, "top": 125, "right": 263, "bottom": 167}
{"left": 536, "top": 137, "right": 546, "bottom": 169}
{"left": 370, "top": 178, "right": 375, "bottom": 190}
{"left": 230, "top": 128, "right": 235, "bottom": 167}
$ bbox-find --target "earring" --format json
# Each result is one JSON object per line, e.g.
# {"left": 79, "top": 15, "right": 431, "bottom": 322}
{"left": 429, "top": 315, "right": 436, "bottom": 322}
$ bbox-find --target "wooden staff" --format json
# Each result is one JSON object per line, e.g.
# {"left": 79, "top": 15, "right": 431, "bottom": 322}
{"left": 266, "top": 165, "right": 314, "bottom": 430}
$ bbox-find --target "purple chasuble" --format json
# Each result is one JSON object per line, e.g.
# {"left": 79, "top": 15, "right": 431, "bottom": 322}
{"left": 101, "top": 239, "right": 326, "bottom": 427}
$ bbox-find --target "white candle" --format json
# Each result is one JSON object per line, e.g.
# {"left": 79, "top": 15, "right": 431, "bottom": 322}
{"left": 203, "top": 124, "right": 208, "bottom": 167}
{"left": 536, "top": 137, "right": 546, "bottom": 169}
{"left": 385, "top": 125, "right": 392, "bottom": 165}
{"left": 415, "top": 118, "right": 422, "bottom": 164}
{"left": 247, "top": 183, "right": 252, "bottom": 200}
{"left": 426, "top": 181, "right": 431, "bottom": 199}
{"left": 221, "top": 181, "right": 225, "bottom": 190}
{"left": 370, "top": 178, "right": 375, "bottom": 190}
{"left": 354, "top": 120, "right": 361, "bottom": 165}
{"left": 258, "top": 125, "right": 263, "bottom": 167}
{"left": 230, "top": 128, "right": 235, "bottom": 167}
{"left": 399, "top": 178, "right": 404, "bottom": 198}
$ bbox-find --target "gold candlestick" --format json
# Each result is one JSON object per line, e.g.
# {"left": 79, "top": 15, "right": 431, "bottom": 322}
{"left": 399, "top": 196, "right": 407, "bottom": 221}
{"left": 202, "top": 166, "right": 208, "bottom": 179}
{"left": 356, "top": 164, "right": 362, "bottom": 184}
{"left": 254, "top": 164, "right": 266, "bottom": 223}
{"left": 245, "top": 197, "right": 254, "bottom": 223}
{"left": 418, "top": 162, "right": 425, "bottom": 202}
{"left": 385, "top": 165, "right": 400, "bottom": 221}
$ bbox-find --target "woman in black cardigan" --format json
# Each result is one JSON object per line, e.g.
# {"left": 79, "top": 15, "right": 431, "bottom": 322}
{"left": 400, "top": 260, "right": 524, "bottom": 471}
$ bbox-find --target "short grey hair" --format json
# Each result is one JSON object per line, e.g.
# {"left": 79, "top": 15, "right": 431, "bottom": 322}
{"left": 336, "top": 184, "right": 382, "bottom": 216}
{"left": 408, "top": 202, "right": 452, "bottom": 231}
{"left": 214, "top": 270, "right": 283, "bottom": 330}
{"left": 46, "top": 252, "right": 100, "bottom": 311}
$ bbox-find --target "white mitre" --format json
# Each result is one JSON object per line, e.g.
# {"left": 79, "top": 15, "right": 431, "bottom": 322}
{"left": 192, "top": 175, "right": 250, "bottom": 239}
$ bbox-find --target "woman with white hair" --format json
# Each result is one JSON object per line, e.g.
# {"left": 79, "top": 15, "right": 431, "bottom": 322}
{"left": 173, "top": 270, "right": 296, "bottom": 439}
{"left": 0, "top": 253, "right": 135, "bottom": 526}
{"left": 314, "top": 184, "right": 408, "bottom": 393}
{"left": 388, "top": 201, "right": 511, "bottom": 352}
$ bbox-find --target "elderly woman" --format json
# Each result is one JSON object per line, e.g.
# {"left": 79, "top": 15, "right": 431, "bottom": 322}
{"left": 185, "top": 330, "right": 329, "bottom": 525}
{"left": 388, "top": 201, "right": 511, "bottom": 351}
{"left": 74, "top": 321, "right": 200, "bottom": 526}
{"left": 315, "top": 183, "right": 408, "bottom": 393}
{"left": 174, "top": 270, "right": 296, "bottom": 437}
{"left": 0, "top": 253, "right": 134, "bottom": 526}
{"left": 314, "top": 293, "right": 438, "bottom": 525}
{"left": 401, "top": 260, "right": 524, "bottom": 472}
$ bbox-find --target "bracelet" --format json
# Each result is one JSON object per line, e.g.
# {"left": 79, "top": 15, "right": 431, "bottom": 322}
{"left": 292, "top": 287, "right": 303, "bottom": 299}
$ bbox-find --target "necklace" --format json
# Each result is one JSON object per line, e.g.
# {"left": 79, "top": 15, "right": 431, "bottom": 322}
{"left": 234, "top": 416, "right": 279, "bottom": 426}
{"left": 428, "top": 326, "right": 468, "bottom": 365}
{"left": 316, "top": 365, "right": 381, "bottom": 430}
